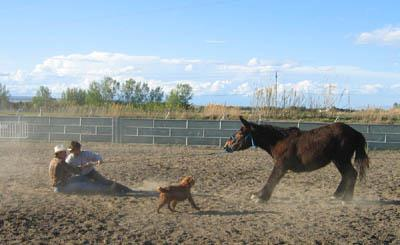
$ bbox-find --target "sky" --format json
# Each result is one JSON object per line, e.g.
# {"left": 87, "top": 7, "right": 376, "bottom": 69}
{"left": 1, "top": 0, "right": 400, "bottom": 108}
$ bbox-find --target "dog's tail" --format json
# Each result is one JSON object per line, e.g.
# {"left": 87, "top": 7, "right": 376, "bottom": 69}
{"left": 157, "top": 187, "right": 169, "bottom": 193}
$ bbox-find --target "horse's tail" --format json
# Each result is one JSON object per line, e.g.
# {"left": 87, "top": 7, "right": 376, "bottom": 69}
{"left": 354, "top": 132, "right": 369, "bottom": 182}
{"left": 157, "top": 187, "right": 168, "bottom": 193}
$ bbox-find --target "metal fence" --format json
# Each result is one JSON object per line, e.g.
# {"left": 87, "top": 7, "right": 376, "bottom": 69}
{"left": 0, "top": 115, "right": 399, "bottom": 150}
{"left": 0, "top": 121, "right": 28, "bottom": 139}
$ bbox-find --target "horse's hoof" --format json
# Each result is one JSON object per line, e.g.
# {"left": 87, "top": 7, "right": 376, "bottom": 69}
{"left": 250, "top": 194, "right": 258, "bottom": 200}
{"left": 250, "top": 194, "right": 265, "bottom": 203}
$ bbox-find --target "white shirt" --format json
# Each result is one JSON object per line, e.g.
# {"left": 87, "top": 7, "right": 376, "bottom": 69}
{"left": 65, "top": 150, "right": 103, "bottom": 175}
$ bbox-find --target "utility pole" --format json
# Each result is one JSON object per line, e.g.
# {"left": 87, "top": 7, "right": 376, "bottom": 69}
{"left": 347, "top": 89, "right": 351, "bottom": 110}
{"left": 326, "top": 83, "right": 334, "bottom": 109}
{"left": 275, "top": 71, "right": 278, "bottom": 109}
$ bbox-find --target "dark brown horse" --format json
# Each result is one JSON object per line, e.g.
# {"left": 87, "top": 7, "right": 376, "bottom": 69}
{"left": 224, "top": 116, "right": 369, "bottom": 203}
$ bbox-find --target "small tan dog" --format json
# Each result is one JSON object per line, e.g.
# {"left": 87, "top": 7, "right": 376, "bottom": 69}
{"left": 157, "top": 176, "right": 200, "bottom": 213}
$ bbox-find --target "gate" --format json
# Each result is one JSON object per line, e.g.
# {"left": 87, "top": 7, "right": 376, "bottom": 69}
{"left": 0, "top": 121, "right": 29, "bottom": 139}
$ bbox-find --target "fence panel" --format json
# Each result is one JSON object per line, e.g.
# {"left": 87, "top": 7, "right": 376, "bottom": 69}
{"left": 1, "top": 116, "right": 400, "bottom": 149}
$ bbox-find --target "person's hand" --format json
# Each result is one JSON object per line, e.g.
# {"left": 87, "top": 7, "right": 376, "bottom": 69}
{"left": 96, "top": 160, "right": 103, "bottom": 165}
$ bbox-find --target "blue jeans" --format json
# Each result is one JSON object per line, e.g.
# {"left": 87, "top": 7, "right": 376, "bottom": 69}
{"left": 54, "top": 176, "right": 112, "bottom": 194}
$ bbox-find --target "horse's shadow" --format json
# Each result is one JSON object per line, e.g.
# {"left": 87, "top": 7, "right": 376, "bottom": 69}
{"left": 352, "top": 199, "right": 400, "bottom": 206}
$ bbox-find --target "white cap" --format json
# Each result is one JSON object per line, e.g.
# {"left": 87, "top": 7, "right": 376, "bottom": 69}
{"left": 54, "top": 144, "right": 67, "bottom": 154}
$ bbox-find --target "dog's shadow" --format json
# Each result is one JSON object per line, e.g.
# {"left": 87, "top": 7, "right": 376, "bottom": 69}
{"left": 128, "top": 190, "right": 159, "bottom": 198}
{"left": 193, "top": 210, "right": 279, "bottom": 216}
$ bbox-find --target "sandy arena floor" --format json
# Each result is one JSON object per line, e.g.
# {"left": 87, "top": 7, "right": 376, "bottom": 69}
{"left": 0, "top": 141, "right": 399, "bottom": 244}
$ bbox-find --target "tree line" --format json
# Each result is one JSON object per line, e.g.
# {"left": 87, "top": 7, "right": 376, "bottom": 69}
{"left": 0, "top": 77, "right": 193, "bottom": 110}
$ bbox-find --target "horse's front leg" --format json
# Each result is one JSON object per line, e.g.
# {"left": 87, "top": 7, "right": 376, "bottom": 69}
{"left": 251, "top": 163, "right": 287, "bottom": 203}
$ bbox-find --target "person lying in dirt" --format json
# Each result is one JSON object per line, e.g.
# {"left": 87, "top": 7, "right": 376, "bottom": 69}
{"left": 65, "top": 141, "right": 132, "bottom": 194}
{"left": 49, "top": 144, "right": 116, "bottom": 194}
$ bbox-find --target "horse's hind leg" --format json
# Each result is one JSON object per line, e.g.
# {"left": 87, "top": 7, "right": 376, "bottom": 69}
{"left": 333, "top": 160, "right": 357, "bottom": 201}
{"left": 342, "top": 163, "right": 357, "bottom": 201}
{"left": 333, "top": 161, "right": 346, "bottom": 199}
{"left": 252, "top": 164, "right": 286, "bottom": 202}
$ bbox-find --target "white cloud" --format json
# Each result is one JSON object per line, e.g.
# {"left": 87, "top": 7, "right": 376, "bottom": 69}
{"left": 184, "top": 64, "right": 193, "bottom": 72}
{"left": 356, "top": 26, "right": 400, "bottom": 45}
{"left": 31, "top": 52, "right": 149, "bottom": 79}
{"left": 257, "top": 80, "right": 337, "bottom": 95}
{"left": 218, "top": 61, "right": 400, "bottom": 81}
{"left": 160, "top": 58, "right": 201, "bottom": 65}
{"left": 291, "top": 80, "right": 314, "bottom": 92}
{"left": 247, "top": 58, "right": 259, "bottom": 66}
{"left": 360, "top": 83, "right": 383, "bottom": 94}
{"left": 187, "top": 80, "right": 232, "bottom": 95}
{"left": 210, "top": 80, "right": 231, "bottom": 92}
{"left": 0, "top": 70, "right": 26, "bottom": 82}
{"left": 10, "top": 70, "right": 25, "bottom": 81}
{"left": 3, "top": 51, "right": 400, "bottom": 105}
{"left": 233, "top": 82, "right": 253, "bottom": 95}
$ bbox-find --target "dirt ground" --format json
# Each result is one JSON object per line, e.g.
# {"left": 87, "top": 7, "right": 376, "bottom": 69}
{"left": 0, "top": 141, "right": 399, "bottom": 244}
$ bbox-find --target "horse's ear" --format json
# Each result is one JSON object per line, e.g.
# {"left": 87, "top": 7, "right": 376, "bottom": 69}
{"left": 239, "top": 116, "right": 250, "bottom": 128}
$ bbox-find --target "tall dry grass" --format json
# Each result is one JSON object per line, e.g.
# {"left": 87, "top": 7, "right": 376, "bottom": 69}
{"left": 3, "top": 87, "right": 400, "bottom": 123}
{"left": 202, "top": 104, "right": 242, "bottom": 120}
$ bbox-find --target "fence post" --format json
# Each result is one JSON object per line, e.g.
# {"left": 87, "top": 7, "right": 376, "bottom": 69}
{"left": 79, "top": 117, "right": 82, "bottom": 142}
{"left": 112, "top": 117, "right": 120, "bottom": 143}
{"left": 48, "top": 117, "right": 51, "bottom": 142}
{"left": 111, "top": 117, "right": 114, "bottom": 143}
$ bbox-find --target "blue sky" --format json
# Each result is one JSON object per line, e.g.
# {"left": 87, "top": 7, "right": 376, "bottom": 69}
{"left": 1, "top": 0, "right": 400, "bottom": 108}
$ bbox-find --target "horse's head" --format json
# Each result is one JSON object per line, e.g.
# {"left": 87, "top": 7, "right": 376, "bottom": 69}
{"left": 224, "top": 116, "right": 256, "bottom": 153}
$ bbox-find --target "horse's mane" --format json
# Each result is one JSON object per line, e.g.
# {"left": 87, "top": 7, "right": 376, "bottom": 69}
{"left": 257, "top": 123, "right": 302, "bottom": 138}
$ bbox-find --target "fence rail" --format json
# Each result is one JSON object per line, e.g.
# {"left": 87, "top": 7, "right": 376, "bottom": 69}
{"left": 0, "top": 116, "right": 399, "bottom": 149}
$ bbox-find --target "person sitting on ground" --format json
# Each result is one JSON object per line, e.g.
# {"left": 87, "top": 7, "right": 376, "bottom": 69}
{"left": 65, "top": 141, "right": 132, "bottom": 193}
{"left": 49, "top": 144, "right": 115, "bottom": 194}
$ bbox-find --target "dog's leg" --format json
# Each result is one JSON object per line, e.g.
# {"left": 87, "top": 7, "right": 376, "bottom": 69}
{"left": 167, "top": 201, "right": 177, "bottom": 212}
{"left": 188, "top": 194, "right": 200, "bottom": 210}
{"left": 171, "top": 200, "right": 178, "bottom": 211}
{"left": 157, "top": 199, "right": 167, "bottom": 213}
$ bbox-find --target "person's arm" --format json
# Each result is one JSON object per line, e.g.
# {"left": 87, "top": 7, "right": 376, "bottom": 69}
{"left": 84, "top": 151, "right": 103, "bottom": 164}
{"left": 63, "top": 161, "right": 81, "bottom": 174}
{"left": 65, "top": 154, "right": 73, "bottom": 164}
